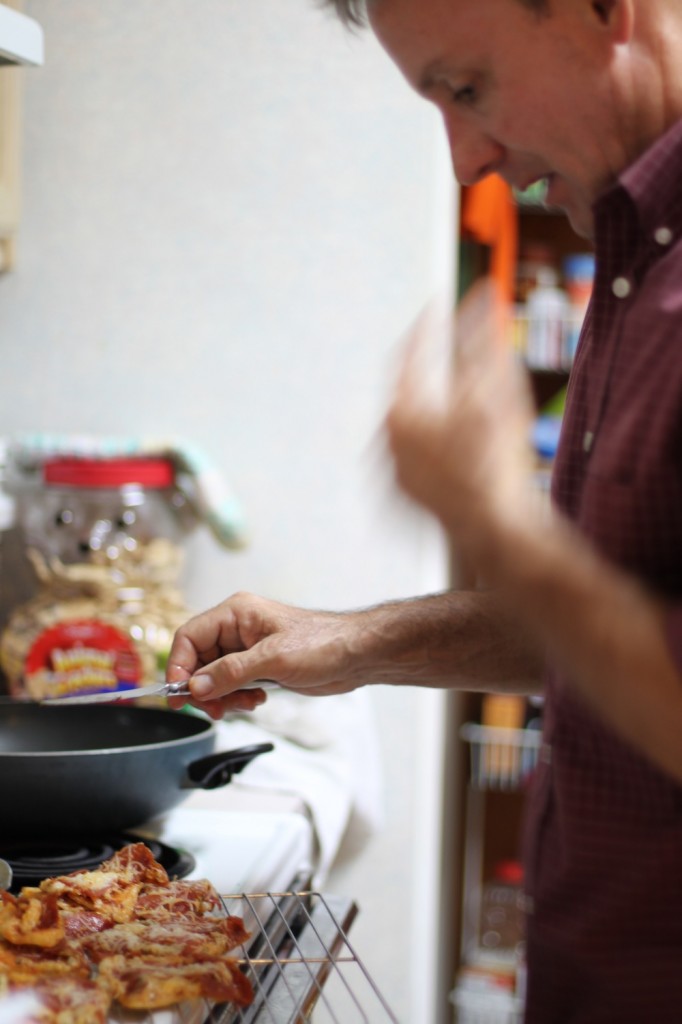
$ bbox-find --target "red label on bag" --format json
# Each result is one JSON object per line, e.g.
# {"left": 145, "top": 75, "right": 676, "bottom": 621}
{"left": 24, "top": 619, "right": 142, "bottom": 701}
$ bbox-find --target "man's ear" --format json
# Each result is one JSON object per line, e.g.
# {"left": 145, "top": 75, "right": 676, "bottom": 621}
{"left": 591, "top": 0, "right": 633, "bottom": 43}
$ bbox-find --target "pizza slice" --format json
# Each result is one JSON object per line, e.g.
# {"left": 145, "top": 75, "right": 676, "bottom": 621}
{"left": 98, "top": 953, "right": 254, "bottom": 1010}
{"left": 0, "top": 891, "right": 63, "bottom": 949}
{"left": 84, "top": 913, "right": 249, "bottom": 963}
{"left": 7, "top": 974, "right": 113, "bottom": 1024}
{"left": 135, "top": 877, "right": 224, "bottom": 919}
{"left": 99, "top": 842, "right": 170, "bottom": 887}
{"left": 0, "top": 942, "right": 89, "bottom": 986}
{"left": 38, "top": 842, "right": 167, "bottom": 925}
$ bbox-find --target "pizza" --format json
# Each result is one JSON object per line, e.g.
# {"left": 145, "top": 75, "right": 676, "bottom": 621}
{"left": 83, "top": 914, "right": 250, "bottom": 963}
{"left": 39, "top": 840, "right": 169, "bottom": 924}
{"left": 134, "top": 878, "right": 225, "bottom": 919}
{"left": 0, "top": 891, "right": 64, "bottom": 949}
{"left": 98, "top": 955, "right": 254, "bottom": 1011}
{"left": 0, "top": 842, "right": 254, "bottom": 1023}
{"left": 0, "top": 974, "right": 113, "bottom": 1024}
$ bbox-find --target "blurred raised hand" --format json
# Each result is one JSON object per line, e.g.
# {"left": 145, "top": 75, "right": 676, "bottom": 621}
{"left": 384, "top": 281, "right": 538, "bottom": 561}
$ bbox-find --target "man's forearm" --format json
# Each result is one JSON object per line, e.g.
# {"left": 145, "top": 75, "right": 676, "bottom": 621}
{"left": 467, "top": 507, "right": 682, "bottom": 783}
{"left": 346, "top": 589, "right": 545, "bottom": 693}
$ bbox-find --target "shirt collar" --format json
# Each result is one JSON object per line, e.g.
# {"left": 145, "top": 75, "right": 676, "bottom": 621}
{"left": 619, "top": 115, "right": 682, "bottom": 238}
{"left": 591, "top": 116, "right": 682, "bottom": 282}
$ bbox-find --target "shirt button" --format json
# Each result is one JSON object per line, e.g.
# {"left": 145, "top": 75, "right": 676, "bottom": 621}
{"left": 654, "top": 226, "right": 673, "bottom": 246}
{"left": 612, "top": 276, "right": 631, "bottom": 298}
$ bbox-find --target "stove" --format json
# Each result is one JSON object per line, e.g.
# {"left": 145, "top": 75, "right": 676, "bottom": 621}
{"left": 0, "top": 805, "right": 314, "bottom": 896}
{"left": 137, "top": 804, "right": 316, "bottom": 895}
{"left": 0, "top": 834, "right": 195, "bottom": 892}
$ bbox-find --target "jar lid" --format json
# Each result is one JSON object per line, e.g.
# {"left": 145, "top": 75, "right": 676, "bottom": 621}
{"left": 43, "top": 457, "right": 175, "bottom": 489}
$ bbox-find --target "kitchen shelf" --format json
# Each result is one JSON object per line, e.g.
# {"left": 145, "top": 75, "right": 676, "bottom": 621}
{"left": 459, "top": 724, "right": 541, "bottom": 791}
{"left": 511, "top": 309, "right": 578, "bottom": 373}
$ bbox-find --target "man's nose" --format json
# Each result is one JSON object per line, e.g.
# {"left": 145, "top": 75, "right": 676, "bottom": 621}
{"left": 444, "top": 116, "right": 504, "bottom": 186}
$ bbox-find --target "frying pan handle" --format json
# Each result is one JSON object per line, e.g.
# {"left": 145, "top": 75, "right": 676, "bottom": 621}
{"left": 184, "top": 742, "right": 275, "bottom": 790}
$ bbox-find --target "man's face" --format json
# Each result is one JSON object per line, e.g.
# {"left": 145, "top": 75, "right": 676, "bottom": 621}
{"left": 369, "top": 0, "right": 631, "bottom": 239}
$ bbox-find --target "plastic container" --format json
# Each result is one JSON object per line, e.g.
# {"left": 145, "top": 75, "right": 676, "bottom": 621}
{"left": 0, "top": 456, "right": 196, "bottom": 701}
{"left": 20, "top": 456, "right": 183, "bottom": 562}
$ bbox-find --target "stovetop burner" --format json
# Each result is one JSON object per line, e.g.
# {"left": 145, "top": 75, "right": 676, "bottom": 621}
{"left": 1, "top": 835, "right": 195, "bottom": 892}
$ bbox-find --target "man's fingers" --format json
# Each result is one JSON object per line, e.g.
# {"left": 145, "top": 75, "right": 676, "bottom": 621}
{"left": 394, "top": 296, "right": 455, "bottom": 408}
{"left": 453, "top": 279, "right": 506, "bottom": 361}
{"left": 166, "top": 603, "right": 247, "bottom": 680}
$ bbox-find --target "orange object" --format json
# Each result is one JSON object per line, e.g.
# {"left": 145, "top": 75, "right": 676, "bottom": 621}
{"left": 461, "top": 176, "right": 519, "bottom": 304}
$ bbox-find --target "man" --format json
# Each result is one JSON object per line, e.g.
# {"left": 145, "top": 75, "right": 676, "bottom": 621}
{"left": 168, "top": 0, "right": 682, "bottom": 1018}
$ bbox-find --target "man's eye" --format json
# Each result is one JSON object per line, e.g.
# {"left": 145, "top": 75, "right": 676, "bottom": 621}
{"left": 450, "top": 84, "right": 477, "bottom": 107}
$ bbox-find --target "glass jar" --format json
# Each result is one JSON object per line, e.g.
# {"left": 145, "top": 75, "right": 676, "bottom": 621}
{"left": 0, "top": 456, "right": 196, "bottom": 701}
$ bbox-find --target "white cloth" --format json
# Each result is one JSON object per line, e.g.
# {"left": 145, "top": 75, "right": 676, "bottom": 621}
{"left": 213, "top": 687, "right": 384, "bottom": 881}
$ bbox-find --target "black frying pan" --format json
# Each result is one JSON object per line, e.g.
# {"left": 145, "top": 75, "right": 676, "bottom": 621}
{"left": 0, "top": 703, "right": 273, "bottom": 836}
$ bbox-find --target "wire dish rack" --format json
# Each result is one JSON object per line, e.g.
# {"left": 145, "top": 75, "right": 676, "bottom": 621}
{"left": 109, "top": 878, "right": 399, "bottom": 1024}
{"left": 460, "top": 723, "right": 542, "bottom": 791}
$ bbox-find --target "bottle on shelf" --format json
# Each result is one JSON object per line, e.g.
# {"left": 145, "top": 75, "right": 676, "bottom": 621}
{"left": 562, "top": 252, "right": 595, "bottom": 364}
{"left": 514, "top": 242, "right": 556, "bottom": 305}
{"left": 525, "top": 266, "right": 571, "bottom": 370}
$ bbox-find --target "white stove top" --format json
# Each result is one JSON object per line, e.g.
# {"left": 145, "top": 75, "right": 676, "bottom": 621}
{"left": 138, "top": 805, "right": 314, "bottom": 896}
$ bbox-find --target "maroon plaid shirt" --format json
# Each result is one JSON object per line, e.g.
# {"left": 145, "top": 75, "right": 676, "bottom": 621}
{"left": 522, "top": 116, "right": 682, "bottom": 1022}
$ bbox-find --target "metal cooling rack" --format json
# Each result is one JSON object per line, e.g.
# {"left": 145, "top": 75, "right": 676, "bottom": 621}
{"left": 212, "top": 886, "right": 400, "bottom": 1024}
{"left": 104, "top": 879, "right": 400, "bottom": 1024}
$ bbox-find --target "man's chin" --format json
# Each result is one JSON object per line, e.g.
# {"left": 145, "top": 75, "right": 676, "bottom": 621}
{"left": 565, "top": 207, "right": 595, "bottom": 242}
{"left": 543, "top": 197, "right": 595, "bottom": 241}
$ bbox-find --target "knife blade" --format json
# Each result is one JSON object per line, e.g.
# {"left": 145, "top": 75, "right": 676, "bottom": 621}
{"left": 41, "top": 679, "right": 277, "bottom": 705}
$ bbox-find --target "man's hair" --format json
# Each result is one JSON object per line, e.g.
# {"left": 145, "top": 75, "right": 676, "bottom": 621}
{"left": 322, "top": 0, "right": 549, "bottom": 29}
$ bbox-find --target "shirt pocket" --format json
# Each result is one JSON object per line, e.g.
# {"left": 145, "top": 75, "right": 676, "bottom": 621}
{"left": 579, "top": 455, "right": 682, "bottom": 591}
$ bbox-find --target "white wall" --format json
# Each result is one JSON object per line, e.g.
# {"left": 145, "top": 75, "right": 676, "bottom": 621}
{"left": 2, "top": 3, "right": 455, "bottom": 1018}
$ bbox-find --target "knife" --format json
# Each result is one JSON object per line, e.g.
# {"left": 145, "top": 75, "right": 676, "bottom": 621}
{"left": 41, "top": 679, "right": 277, "bottom": 705}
